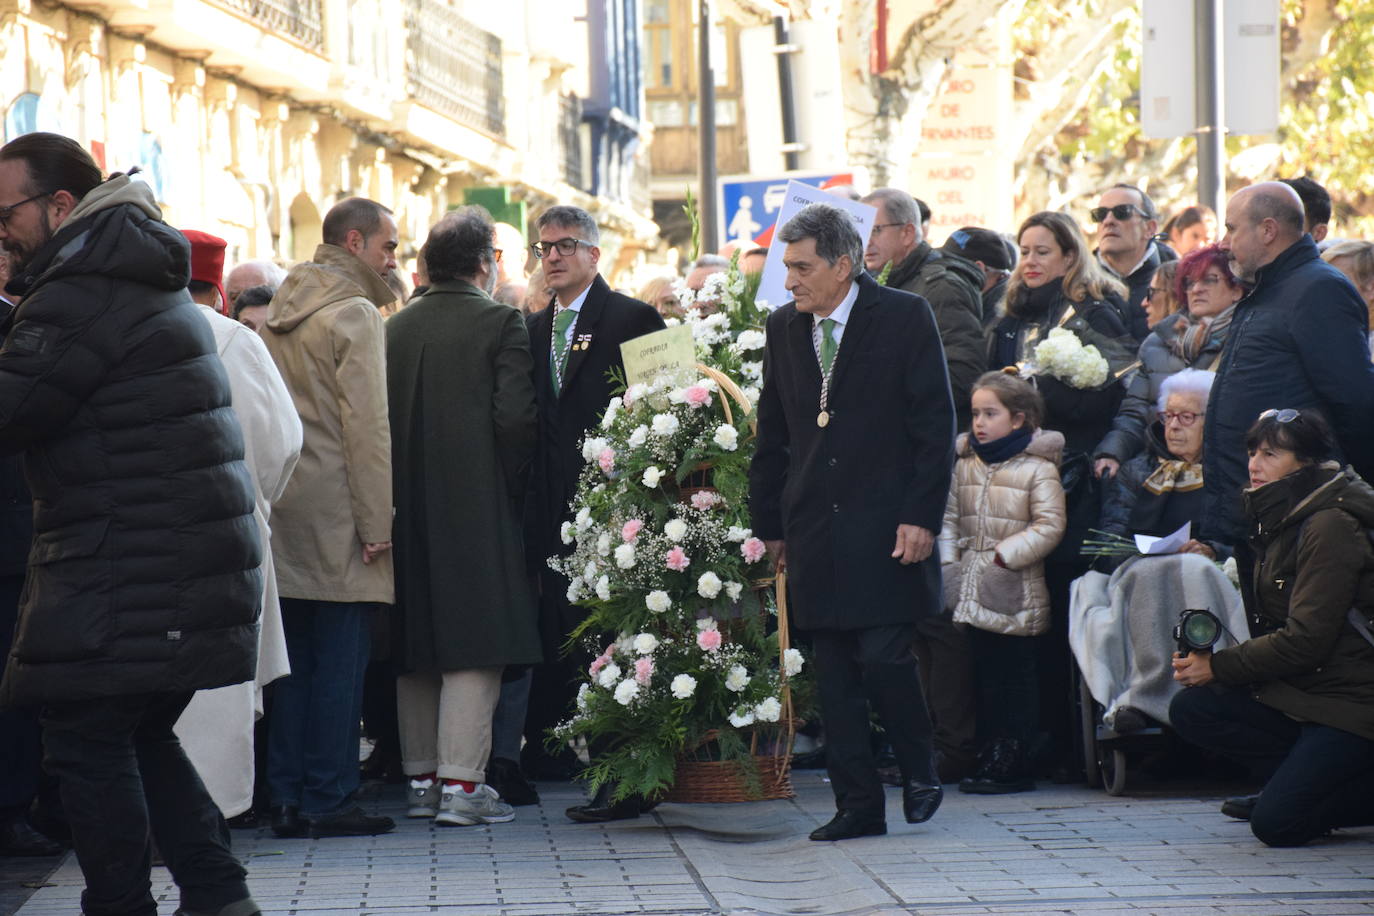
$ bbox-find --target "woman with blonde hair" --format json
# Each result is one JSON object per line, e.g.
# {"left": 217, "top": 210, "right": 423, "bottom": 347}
{"left": 636, "top": 276, "right": 683, "bottom": 319}
{"left": 1321, "top": 240, "right": 1374, "bottom": 356}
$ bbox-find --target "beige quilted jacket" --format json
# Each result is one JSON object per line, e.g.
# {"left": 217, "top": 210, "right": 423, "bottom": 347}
{"left": 939, "top": 430, "right": 1067, "bottom": 636}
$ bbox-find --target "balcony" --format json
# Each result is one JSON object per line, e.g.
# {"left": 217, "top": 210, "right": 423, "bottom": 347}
{"left": 211, "top": 0, "right": 324, "bottom": 50}
{"left": 404, "top": 1, "right": 504, "bottom": 138}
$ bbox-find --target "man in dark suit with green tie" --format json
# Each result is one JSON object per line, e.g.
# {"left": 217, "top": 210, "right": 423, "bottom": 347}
{"left": 519, "top": 206, "right": 664, "bottom": 820}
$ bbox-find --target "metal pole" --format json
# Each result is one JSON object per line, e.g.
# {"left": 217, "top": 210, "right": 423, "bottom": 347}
{"left": 774, "top": 15, "right": 800, "bottom": 172}
{"left": 697, "top": 0, "right": 719, "bottom": 254}
{"left": 1195, "top": 0, "right": 1224, "bottom": 214}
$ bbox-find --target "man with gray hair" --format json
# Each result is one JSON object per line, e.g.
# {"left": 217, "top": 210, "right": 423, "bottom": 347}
{"left": 226, "top": 258, "right": 288, "bottom": 309}
{"left": 521, "top": 205, "right": 664, "bottom": 821}
{"left": 860, "top": 188, "right": 984, "bottom": 430}
{"left": 386, "top": 206, "right": 542, "bottom": 827}
{"left": 749, "top": 202, "right": 954, "bottom": 841}
{"left": 686, "top": 253, "right": 730, "bottom": 292}
{"left": 1203, "top": 181, "right": 1374, "bottom": 555}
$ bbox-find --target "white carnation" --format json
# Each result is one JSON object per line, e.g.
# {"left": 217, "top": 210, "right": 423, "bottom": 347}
{"left": 726, "top": 526, "right": 751, "bottom": 543}
{"left": 560, "top": 521, "right": 575, "bottom": 545}
{"left": 628, "top": 425, "right": 649, "bottom": 447}
{"left": 755, "top": 697, "right": 782, "bottom": 723}
{"left": 651, "top": 413, "right": 680, "bottom": 437}
{"left": 697, "top": 571, "right": 723, "bottom": 599}
{"left": 696, "top": 617, "right": 718, "bottom": 632}
{"left": 575, "top": 507, "right": 592, "bottom": 531}
{"left": 713, "top": 425, "right": 739, "bottom": 451}
{"left": 645, "top": 590, "right": 672, "bottom": 613}
{"left": 613, "top": 679, "right": 640, "bottom": 706}
{"left": 583, "top": 561, "right": 597, "bottom": 582}
{"left": 668, "top": 387, "right": 687, "bottom": 405}
{"left": 566, "top": 576, "right": 584, "bottom": 602}
{"left": 725, "top": 581, "right": 744, "bottom": 601}
{"left": 742, "top": 386, "right": 760, "bottom": 404}
{"left": 595, "top": 575, "right": 611, "bottom": 601}
{"left": 664, "top": 518, "right": 689, "bottom": 542}
{"left": 670, "top": 674, "right": 698, "bottom": 699}
{"left": 596, "top": 532, "right": 611, "bottom": 556}
{"left": 597, "top": 662, "right": 621, "bottom": 688}
{"left": 725, "top": 664, "right": 750, "bottom": 692}
{"left": 728, "top": 708, "right": 756, "bottom": 728}
{"left": 783, "top": 648, "right": 804, "bottom": 677}
{"left": 633, "top": 633, "right": 659, "bottom": 655}
{"left": 735, "top": 329, "right": 766, "bottom": 352}
{"left": 624, "top": 383, "right": 648, "bottom": 405}
{"left": 601, "top": 397, "right": 622, "bottom": 430}
{"left": 581, "top": 437, "right": 608, "bottom": 462}
{"left": 642, "top": 466, "right": 664, "bottom": 488}
{"left": 614, "top": 543, "right": 636, "bottom": 569}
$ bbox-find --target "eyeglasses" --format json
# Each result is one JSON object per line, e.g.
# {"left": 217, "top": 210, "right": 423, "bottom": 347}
{"left": 870, "top": 222, "right": 909, "bottom": 233}
{"left": 1259, "top": 408, "right": 1301, "bottom": 423}
{"left": 1160, "top": 410, "right": 1200, "bottom": 427}
{"left": 1090, "top": 203, "right": 1148, "bottom": 223}
{"left": 0, "top": 192, "right": 51, "bottom": 230}
{"left": 530, "top": 237, "right": 591, "bottom": 259}
{"left": 1143, "top": 287, "right": 1161, "bottom": 301}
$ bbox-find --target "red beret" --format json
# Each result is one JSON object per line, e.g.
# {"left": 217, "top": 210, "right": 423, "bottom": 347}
{"left": 182, "top": 229, "right": 228, "bottom": 316}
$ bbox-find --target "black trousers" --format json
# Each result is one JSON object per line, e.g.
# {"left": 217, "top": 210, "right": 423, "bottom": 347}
{"left": 0, "top": 574, "right": 42, "bottom": 815}
{"left": 812, "top": 623, "right": 936, "bottom": 815}
{"left": 913, "top": 613, "right": 977, "bottom": 768}
{"left": 1171, "top": 684, "right": 1374, "bottom": 847}
{"left": 41, "top": 692, "right": 248, "bottom": 916}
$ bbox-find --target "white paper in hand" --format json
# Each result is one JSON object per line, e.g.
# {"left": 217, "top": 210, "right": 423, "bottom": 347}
{"left": 1135, "top": 521, "right": 1192, "bottom": 556}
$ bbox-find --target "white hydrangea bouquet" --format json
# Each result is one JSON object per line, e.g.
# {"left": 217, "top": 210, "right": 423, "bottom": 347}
{"left": 1031, "top": 327, "right": 1111, "bottom": 389}
{"left": 551, "top": 255, "right": 806, "bottom": 803}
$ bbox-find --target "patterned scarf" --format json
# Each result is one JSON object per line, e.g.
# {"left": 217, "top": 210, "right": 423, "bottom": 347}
{"left": 1174, "top": 304, "right": 1237, "bottom": 363}
{"left": 1142, "top": 458, "right": 1205, "bottom": 496}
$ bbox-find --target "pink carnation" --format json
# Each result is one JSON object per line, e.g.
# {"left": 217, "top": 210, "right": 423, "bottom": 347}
{"left": 683, "top": 386, "right": 712, "bottom": 408}
{"left": 597, "top": 448, "right": 615, "bottom": 474}
{"left": 690, "top": 491, "right": 721, "bottom": 510}
{"left": 696, "top": 628, "right": 722, "bottom": 651}
{"left": 589, "top": 654, "right": 609, "bottom": 676}
{"left": 621, "top": 519, "right": 644, "bottom": 542}
{"left": 634, "top": 657, "right": 654, "bottom": 685}
{"left": 665, "top": 546, "right": 691, "bottom": 572}
{"left": 741, "top": 537, "right": 767, "bottom": 564}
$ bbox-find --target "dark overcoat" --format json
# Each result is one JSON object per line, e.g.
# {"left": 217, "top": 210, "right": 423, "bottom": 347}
{"left": 524, "top": 276, "right": 664, "bottom": 653}
{"left": 748, "top": 273, "right": 956, "bottom": 630}
{"left": 386, "top": 281, "right": 542, "bottom": 671}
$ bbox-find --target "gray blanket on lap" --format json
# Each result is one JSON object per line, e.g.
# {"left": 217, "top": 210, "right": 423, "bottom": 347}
{"left": 1069, "top": 553, "right": 1248, "bottom": 727}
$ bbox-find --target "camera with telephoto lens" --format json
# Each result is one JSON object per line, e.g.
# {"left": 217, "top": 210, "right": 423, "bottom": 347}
{"left": 1174, "top": 608, "right": 1223, "bottom": 657}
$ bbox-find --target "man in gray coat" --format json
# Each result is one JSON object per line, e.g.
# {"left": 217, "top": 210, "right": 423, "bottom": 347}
{"left": 386, "top": 206, "right": 542, "bottom": 827}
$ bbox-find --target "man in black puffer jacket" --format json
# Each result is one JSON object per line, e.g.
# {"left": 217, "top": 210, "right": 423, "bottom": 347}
{"left": 0, "top": 133, "right": 262, "bottom": 916}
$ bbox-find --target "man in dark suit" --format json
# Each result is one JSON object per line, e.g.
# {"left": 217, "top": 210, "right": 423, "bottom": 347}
{"left": 749, "top": 202, "right": 954, "bottom": 841}
{"left": 519, "top": 205, "right": 665, "bottom": 821}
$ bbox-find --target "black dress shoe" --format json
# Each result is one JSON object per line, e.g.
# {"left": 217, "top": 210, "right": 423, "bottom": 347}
{"left": 902, "top": 780, "right": 943, "bottom": 824}
{"left": 1221, "top": 793, "right": 1260, "bottom": 821}
{"left": 809, "top": 809, "right": 886, "bottom": 842}
{"left": 307, "top": 806, "right": 395, "bottom": 838}
{"left": 0, "top": 816, "right": 64, "bottom": 856}
{"left": 486, "top": 757, "right": 540, "bottom": 807}
{"left": 565, "top": 783, "right": 644, "bottom": 823}
{"left": 270, "top": 804, "right": 304, "bottom": 838}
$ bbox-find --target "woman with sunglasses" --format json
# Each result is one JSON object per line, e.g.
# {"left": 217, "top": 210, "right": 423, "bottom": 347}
{"left": 1170, "top": 408, "right": 1374, "bottom": 846}
{"left": 1095, "top": 245, "right": 1245, "bottom": 478}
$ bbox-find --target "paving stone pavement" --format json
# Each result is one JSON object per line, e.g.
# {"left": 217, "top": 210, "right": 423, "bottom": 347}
{"left": 11, "top": 772, "right": 1374, "bottom": 916}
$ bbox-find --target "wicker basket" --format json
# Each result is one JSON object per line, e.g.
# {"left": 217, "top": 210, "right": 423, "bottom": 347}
{"left": 660, "top": 571, "right": 796, "bottom": 803}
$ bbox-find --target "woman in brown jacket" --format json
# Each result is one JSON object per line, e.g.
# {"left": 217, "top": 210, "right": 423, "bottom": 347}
{"left": 1170, "top": 409, "right": 1374, "bottom": 846}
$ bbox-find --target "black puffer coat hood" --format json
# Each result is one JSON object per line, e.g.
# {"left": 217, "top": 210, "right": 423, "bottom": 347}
{"left": 0, "top": 176, "right": 262, "bottom": 707}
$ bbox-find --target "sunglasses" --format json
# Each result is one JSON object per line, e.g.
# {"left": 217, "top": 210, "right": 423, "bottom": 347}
{"left": 1090, "top": 203, "right": 1148, "bottom": 223}
{"left": 1258, "top": 408, "right": 1301, "bottom": 423}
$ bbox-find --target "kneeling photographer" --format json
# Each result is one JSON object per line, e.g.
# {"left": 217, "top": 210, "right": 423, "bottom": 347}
{"left": 1170, "top": 408, "right": 1374, "bottom": 847}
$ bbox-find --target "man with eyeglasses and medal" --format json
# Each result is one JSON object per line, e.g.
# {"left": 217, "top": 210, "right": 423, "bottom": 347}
{"left": 749, "top": 202, "right": 954, "bottom": 842}
{"left": 520, "top": 205, "right": 663, "bottom": 822}
{"left": 1092, "top": 183, "right": 1177, "bottom": 341}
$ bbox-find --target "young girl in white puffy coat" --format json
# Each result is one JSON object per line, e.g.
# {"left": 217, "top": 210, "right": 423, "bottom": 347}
{"left": 940, "top": 371, "right": 1067, "bottom": 795}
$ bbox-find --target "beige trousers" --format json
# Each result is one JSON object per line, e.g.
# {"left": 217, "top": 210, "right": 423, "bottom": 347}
{"left": 396, "top": 667, "right": 503, "bottom": 782}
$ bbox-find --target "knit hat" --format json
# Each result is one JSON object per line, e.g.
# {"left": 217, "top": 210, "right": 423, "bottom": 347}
{"left": 941, "top": 227, "right": 1014, "bottom": 271}
{"left": 182, "top": 229, "right": 228, "bottom": 315}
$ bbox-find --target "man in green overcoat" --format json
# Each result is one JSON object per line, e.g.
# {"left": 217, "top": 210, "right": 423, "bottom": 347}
{"left": 385, "top": 205, "right": 543, "bottom": 827}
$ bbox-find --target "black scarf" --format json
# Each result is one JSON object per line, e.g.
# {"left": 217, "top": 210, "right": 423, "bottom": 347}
{"left": 1011, "top": 277, "right": 1065, "bottom": 321}
{"left": 971, "top": 425, "right": 1034, "bottom": 465}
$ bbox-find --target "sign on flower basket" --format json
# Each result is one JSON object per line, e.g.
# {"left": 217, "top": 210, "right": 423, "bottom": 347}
{"left": 550, "top": 250, "right": 807, "bottom": 804}
{"left": 621, "top": 325, "right": 697, "bottom": 388}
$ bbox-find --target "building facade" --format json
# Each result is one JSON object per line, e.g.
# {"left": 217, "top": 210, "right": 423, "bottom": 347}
{"left": 0, "top": 0, "right": 657, "bottom": 282}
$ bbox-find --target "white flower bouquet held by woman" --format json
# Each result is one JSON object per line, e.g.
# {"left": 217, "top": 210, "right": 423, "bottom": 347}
{"left": 1031, "top": 327, "right": 1111, "bottom": 389}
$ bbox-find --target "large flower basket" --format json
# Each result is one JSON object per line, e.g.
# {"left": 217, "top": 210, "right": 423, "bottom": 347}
{"left": 661, "top": 572, "right": 796, "bottom": 803}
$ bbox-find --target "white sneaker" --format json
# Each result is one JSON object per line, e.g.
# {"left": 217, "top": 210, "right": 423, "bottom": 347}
{"left": 434, "top": 783, "right": 515, "bottom": 826}
{"left": 407, "top": 780, "right": 440, "bottom": 818}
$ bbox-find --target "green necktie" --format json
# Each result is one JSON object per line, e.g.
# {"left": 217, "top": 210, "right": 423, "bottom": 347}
{"left": 551, "top": 307, "right": 576, "bottom": 392}
{"left": 819, "top": 318, "right": 838, "bottom": 374}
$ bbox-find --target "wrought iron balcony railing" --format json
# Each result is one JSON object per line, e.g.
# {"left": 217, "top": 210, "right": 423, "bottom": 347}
{"left": 404, "top": 1, "right": 505, "bottom": 137}
{"left": 213, "top": 0, "right": 324, "bottom": 50}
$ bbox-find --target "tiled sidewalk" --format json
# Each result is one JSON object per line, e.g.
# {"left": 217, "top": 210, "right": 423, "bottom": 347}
{"left": 12, "top": 773, "right": 1374, "bottom": 916}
